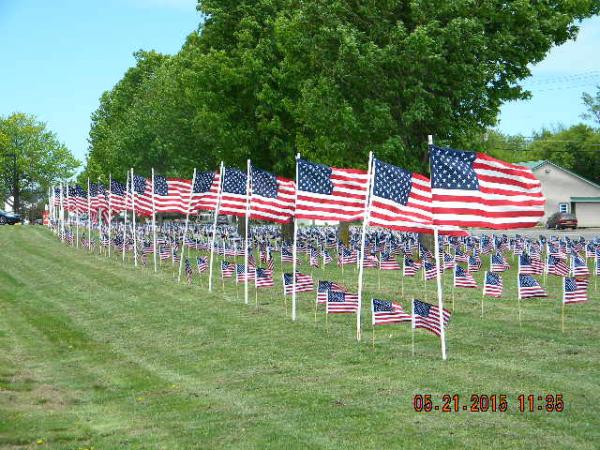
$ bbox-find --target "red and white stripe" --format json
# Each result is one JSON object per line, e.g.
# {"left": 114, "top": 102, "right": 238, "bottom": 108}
{"left": 250, "top": 177, "right": 295, "bottom": 223}
{"left": 190, "top": 171, "right": 221, "bottom": 212}
{"left": 372, "top": 301, "right": 411, "bottom": 325}
{"left": 326, "top": 293, "right": 359, "bottom": 314}
{"left": 295, "top": 167, "right": 369, "bottom": 222}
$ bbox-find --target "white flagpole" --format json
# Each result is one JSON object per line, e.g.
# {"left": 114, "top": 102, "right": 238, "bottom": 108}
{"left": 428, "top": 134, "right": 447, "bottom": 361}
{"left": 59, "top": 183, "right": 65, "bottom": 240}
{"left": 87, "top": 178, "right": 92, "bottom": 251}
{"left": 151, "top": 168, "right": 157, "bottom": 272}
{"left": 75, "top": 185, "right": 80, "bottom": 248}
{"left": 178, "top": 169, "right": 197, "bottom": 283}
{"left": 130, "top": 168, "right": 138, "bottom": 267}
{"left": 66, "top": 184, "right": 71, "bottom": 241}
{"left": 123, "top": 171, "right": 130, "bottom": 263}
{"left": 291, "top": 153, "right": 300, "bottom": 321}
{"left": 108, "top": 174, "right": 112, "bottom": 258}
{"left": 244, "top": 159, "right": 251, "bottom": 305}
{"left": 356, "top": 151, "right": 374, "bottom": 341}
{"left": 208, "top": 163, "right": 224, "bottom": 292}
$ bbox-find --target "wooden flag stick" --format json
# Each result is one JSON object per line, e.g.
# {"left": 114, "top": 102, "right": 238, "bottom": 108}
{"left": 561, "top": 301, "right": 565, "bottom": 333}
{"left": 372, "top": 326, "right": 375, "bottom": 349}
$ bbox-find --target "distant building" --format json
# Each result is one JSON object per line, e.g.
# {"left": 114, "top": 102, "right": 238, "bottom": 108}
{"left": 518, "top": 160, "right": 600, "bottom": 228}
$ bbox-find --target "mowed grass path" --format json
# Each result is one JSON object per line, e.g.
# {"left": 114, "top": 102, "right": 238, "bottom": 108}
{"left": 0, "top": 226, "right": 599, "bottom": 449}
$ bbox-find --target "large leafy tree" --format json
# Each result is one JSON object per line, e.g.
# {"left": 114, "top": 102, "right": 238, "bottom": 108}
{"left": 85, "top": 0, "right": 599, "bottom": 180}
{"left": 0, "top": 113, "right": 80, "bottom": 216}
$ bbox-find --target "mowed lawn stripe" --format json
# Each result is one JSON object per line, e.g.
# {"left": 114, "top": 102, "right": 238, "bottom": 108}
{"left": 1, "top": 227, "right": 599, "bottom": 449}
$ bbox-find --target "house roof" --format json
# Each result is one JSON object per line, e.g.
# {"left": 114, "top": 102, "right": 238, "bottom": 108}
{"left": 516, "top": 160, "right": 600, "bottom": 190}
{"left": 570, "top": 197, "right": 600, "bottom": 203}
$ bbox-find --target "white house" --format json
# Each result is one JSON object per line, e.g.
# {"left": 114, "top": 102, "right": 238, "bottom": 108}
{"left": 518, "top": 160, "right": 600, "bottom": 228}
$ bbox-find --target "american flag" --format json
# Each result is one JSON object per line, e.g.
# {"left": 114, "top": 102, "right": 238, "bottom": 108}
{"left": 362, "top": 253, "right": 379, "bottom": 268}
{"left": 571, "top": 255, "right": 590, "bottom": 277}
{"left": 185, "top": 258, "right": 193, "bottom": 283}
{"left": 423, "top": 261, "right": 437, "bottom": 281}
{"left": 546, "top": 255, "right": 570, "bottom": 277}
{"left": 326, "top": 290, "right": 359, "bottom": 314}
{"left": 190, "top": 170, "right": 221, "bottom": 211}
{"left": 379, "top": 252, "right": 401, "bottom": 271}
{"left": 280, "top": 247, "right": 293, "bottom": 263}
{"left": 443, "top": 253, "right": 455, "bottom": 271}
{"left": 250, "top": 166, "right": 295, "bottom": 223}
{"left": 483, "top": 272, "right": 503, "bottom": 297}
{"left": 236, "top": 263, "right": 256, "bottom": 283}
{"left": 518, "top": 254, "right": 538, "bottom": 275}
{"left": 316, "top": 280, "right": 347, "bottom": 304}
{"left": 338, "top": 247, "right": 356, "bottom": 265}
{"left": 430, "top": 146, "right": 544, "bottom": 229}
{"left": 518, "top": 274, "right": 547, "bottom": 299}
{"left": 412, "top": 299, "right": 451, "bottom": 337}
{"left": 109, "top": 179, "right": 128, "bottom": 212}
{"left": 283, "top": 272, "right": 314, "bottom": 295}
{"left": 454, "top": 265, "right": 477, "bottom": 288}
{"left": 468, "top": 255, "right": 481, "bottom": 272}
{"left": 196, "top": 256, "right": 208, "bottom": 273}
{"left": 563, "top": 277, "right": 588, "bottom": 304}
{"left": 152, "top": 175, "right": 192, "bottom": 215}
{"left": 454, "top": 249, "right": 469, "bottom": 263}
{"left": 255, "top": 268, "right": 274, "bottom": 288}
{"left": 220, "top": 167, "right": 247, "bottom": 217}
{"left": 131, "top": 174, "right": 153, "bottom": 216}
{"left": 585, "top": 243, "right": 597, "bottom": 259}
{"left": 403, "top": 257, "right": 418, "bottom": 277}
{"left": 322, "top": 249, "right": 333, "bottom": 265}
{"left": 159, "top": 246, "right": 171, "bottom": 260}
{"left": 491, "top": 253, "right": 510, "bottom": 272}
{"left": 596, "top": 250, "right": 600, "bottom": 275}
{"left": 295, "top": 159, "right": 369, "bottom": 222}
{"left": 309, "top": 248, "right": 320, "bottom": 268}
{"left": 221, "top": 261, "right": 235, "bottom": 278}
{"left": 371, "top": 299, "right": 411, "bottom": 325}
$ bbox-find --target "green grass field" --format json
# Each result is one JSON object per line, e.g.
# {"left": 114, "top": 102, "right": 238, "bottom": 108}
{"left": 1, "top": 226, "right": 599, "bottom": 449}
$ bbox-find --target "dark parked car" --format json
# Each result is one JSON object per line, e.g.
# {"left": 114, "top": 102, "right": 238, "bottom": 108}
{"left": 0, "top": 210, "right": 21, "bottom": 225}
{"left": 546, "top": 212, "right": 577, "bottom": 230}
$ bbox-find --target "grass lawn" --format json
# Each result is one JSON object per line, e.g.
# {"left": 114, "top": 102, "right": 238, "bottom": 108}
{"left": 1, "top": 226, "right": 599, "bottom": 449}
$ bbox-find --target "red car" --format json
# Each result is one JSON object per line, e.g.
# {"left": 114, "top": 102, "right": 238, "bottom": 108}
{"left": 546, "top": 212, "right": 577, "bottom": 230}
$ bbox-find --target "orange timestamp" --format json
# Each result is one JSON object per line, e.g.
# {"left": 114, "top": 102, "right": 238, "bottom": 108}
{"left": 413, "top": 394, "right": 564, "bottom": 413}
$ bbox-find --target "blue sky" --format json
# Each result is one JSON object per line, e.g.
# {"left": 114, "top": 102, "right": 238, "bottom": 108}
{"left": 1, "top": 1, "right": 599, "bottom": 164}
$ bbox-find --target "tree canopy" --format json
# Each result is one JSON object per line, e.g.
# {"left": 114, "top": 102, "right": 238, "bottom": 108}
{"left": 0, "top": 113, "right": 80, "bottom": 216}
{"left": 84, "top": 0, "right": 600, "bottom": 182}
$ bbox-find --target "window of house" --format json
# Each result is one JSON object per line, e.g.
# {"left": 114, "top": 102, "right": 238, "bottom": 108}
{"left": 559, "top": 203, "right": 569, "bottom": 214}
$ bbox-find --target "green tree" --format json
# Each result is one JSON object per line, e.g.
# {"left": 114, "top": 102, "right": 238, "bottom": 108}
{"left": 0, "top": 113, "right": 80, "bottom": 217}
{"left": 582, "top": 85, "right": 600, "bottom": 126}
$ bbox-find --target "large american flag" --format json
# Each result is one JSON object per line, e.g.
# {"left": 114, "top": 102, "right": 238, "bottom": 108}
{"left": 518, "top": 274, "right": 547, "bottom": 299}
{"left": 109, "top": 179, "right": 128, "bottom": 213}
{"left": 368, "top": 158, "right": 465, "bottom": 235}
{"left": 412, "top": 299, "right": 451, "bottom": 337}
{"left": 430, "top": 146, "right": 544, "bottom": 229}
{"left": 131, "top": 174, "right": 153, "bottom": 216}
{"left": 563, "top": 277, "right": 589, "bottom": 304}
{"left": 152, "top": 175, "right": 192, "bottom": 215}
{"left": 372, "top": 299, "right": 411, "bottom": 325}
{"left": 295, "top": 159, "right": 369, "bottom": 222}
{"left": 220, "top": 167, "right": 247, "bottom": 217}
{"left": 326, "top": 290, "right": 359, "bottom": 314}
{"left": 250, "top": 166, "right": 295, "bottom": 223}
{"left": 190, "top": 170, "right": 221, "bottom": 211}
{"left": 483, "top": 272, "right": 503, "bottom": 297}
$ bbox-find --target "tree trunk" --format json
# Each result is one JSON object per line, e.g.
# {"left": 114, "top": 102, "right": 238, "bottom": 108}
{"left": 337, "top": 222, "right": 350, "bottom": 246}
{"left": 12, "top": 162, "right": 20, "bottom": 214}
{"left": 281, "top": 221, "right": 293, "bottom": 242}
{"left": 418, "top": 233, "right": 435, "bottom": 252}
